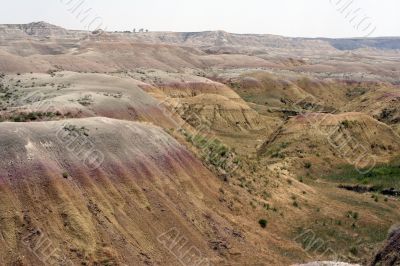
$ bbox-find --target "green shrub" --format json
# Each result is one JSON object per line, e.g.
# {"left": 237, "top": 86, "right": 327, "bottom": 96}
{"left": 372, "top": 194, "right": 379, "bottom": 202}
{"left": 258, "top": 219, "right": 268, "bottom": 228}
{"left": 26, "top": 112, "right": 38, "bottom": 121}
{"left": 341, "top": 120, "right": 351, "bottom": 128}
{"left": 350, "top": 246, "right": 358, "bottom": 255}
{"left": 12, "top": 115, "right": 25, "bottom": 122}
{"left": 346, "top": 211, "right": 359, "bottom": 220}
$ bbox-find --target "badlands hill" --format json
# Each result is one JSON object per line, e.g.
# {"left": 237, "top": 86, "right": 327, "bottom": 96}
{"left": 0, "top": 22, "right": 400, "bottom": 265}
{"left": 258, "top": 112, "right": 400, "bottom": 173}
{"left": 0, "top": 22, "right": 69, "bottom": 38}
{"left": 0, "top": 117, "right": 251, "bottom": 265}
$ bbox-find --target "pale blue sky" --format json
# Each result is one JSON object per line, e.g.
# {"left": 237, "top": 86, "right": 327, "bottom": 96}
{"left": 1, "top": 0, "right": 399, "bottom": 37}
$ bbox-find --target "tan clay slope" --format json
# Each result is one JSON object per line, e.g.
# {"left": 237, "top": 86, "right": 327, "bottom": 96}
{"left": 258, "top": 112, "right": 400, "bottom": 170}
{"left": 0, "top": 39, "right": 275, "bottom": 73}
{"left": 0, "top": 117, "right": 283, "bottom": 265}
{"left": 176, "top": 94, "right": 280, "bottom": 139}
{"left": 344, "top": 85, "right": 400, "bottom": 126}
{"left": 228, "top": 72, "right": 335, "bottom": 110}
{"left": 126, "top": 70, "right": 243, "bottom": 101}
{"left": 228, "top": 72, "right": 391, "bottom": 112}
{"left": 122, "top": 69, "right": 272, "bottom": 132}
{"left": 0, "top": 72, "right": 179, "bottom": 128}
{"left": 127, "top": 70, "right": 281, "bottom": 154}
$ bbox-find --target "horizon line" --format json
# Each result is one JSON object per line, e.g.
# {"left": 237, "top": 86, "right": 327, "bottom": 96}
{"left": 2, "top": 21, "right": 400, "bottom": 39}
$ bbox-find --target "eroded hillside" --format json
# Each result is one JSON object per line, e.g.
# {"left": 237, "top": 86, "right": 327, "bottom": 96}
{"left": 0, "top": 22, "right": 399, "bottom": 266}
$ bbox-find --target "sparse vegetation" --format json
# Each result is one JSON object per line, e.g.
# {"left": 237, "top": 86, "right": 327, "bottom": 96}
{"left": 10, "top": 111, "right": 61, "bottom": 122}
{"left": 325, "top": 161, "right": 400, "bottom": 191}
{"left": 181, "top": 130, "right": 239, "bottom": 173}
{"left": 372, "top": 194, "right": 379, "bottom": 202}
{"left": 266, "top": 142, "right": 289, "bottom": 159}
{"left": 346, "top": 211, "right": 359, "bottom": 220}
{"left": 350, "top": 246, "right": 358, "bottom": 256}
{"left": 341, "top": 120, "right": 351, "bottom": 128}
{"left": 63, "top": 124, "right": 89, "bottom": 136}
{"left": 77, "top": 94, "right": 93, "bottom": 106}
{"left": 47, "top": 69, "right": 57, "bottom": 77}
{"left": 340, "top": 119, "right": 360, "bottom": 129}
{"left": 304, "top": 162, "right": 312, "bottom": 169}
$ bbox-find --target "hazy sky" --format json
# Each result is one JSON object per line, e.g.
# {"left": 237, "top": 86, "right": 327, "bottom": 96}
{"left": 1, "top": 0, "right": 399, "bottom": 37}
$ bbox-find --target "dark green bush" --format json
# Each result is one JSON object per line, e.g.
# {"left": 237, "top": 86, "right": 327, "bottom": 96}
{"left": 258, "top": 219, "right": 268, "bottom": 228}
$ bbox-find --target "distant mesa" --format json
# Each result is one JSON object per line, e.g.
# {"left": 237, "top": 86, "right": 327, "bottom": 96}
{"left": 0, "top": 21, "right": 68, "bottom": 37}
{"left": 0, "top": 21, "right": 399, "bottom": 50}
